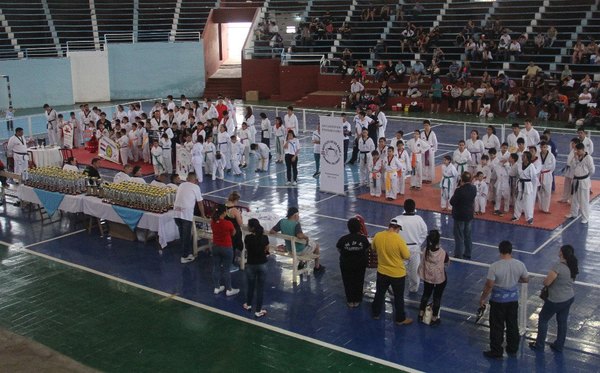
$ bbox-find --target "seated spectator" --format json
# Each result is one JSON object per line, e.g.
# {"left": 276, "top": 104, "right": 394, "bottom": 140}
{"left": 384, "top": 60, "right": 397, "bottom": 82}
{"left": 509, "top": 39, "right": 521, "bottom": 59}
{"left": 458, "top": 61, "right": 471, "bottom": 83}
{"left": 492, "top": 72, "right": 509, "bottom": 93}
{"left": 270, "top": 207, "right": 325, "bottom": 273}
{"left": 341, "top": 48, "right": 353, "bottom": 65}
{"left": 579, "top": 74, "right": 593, "bottom": 92}
{"left": 546, "top": 26, "right": 557, "bottom": 47}
{"left": 380, "top": 4, "right": 391, "bottom": 21}
{"left": 447, "top": 60, "right": 461, "bottom": 83}
{"left": 377, "top": 81, "right": 392, "bottom": 107}
{"left": 464, "top": 38, "right": 477, "bottom": 60}
{"left": 561, "top": 64, "right": 572, "bottom": 81}
{"left": 339, "top": 22, "right": 352, "bottom": 39}
{"left": 407, "top": 72, "right": 421, "bottom": 97}
{"left": 353, "top": 60, "right": 367, "bottom": 81}
{"left": 400, "top": 23, "right": 416, "bottom": 53}
{"left": 428, "top": 26, "right": 441, "bottom": 47}
{"left": 324, "top": 20, "right": 334, "bottom": 40}
{"left": 349, "top": 78, "right": 365, "bottom": 107}
{"left": 268, "top": 21, "right": 279, "bottom": 36}
{"left": 586, "top": 41, "right": 598, "bottom": 64}
{"left": 457, "top": 82, "right": 474, "bottom": 113}
{"left": 448, "top": 83, "right": 462, "bottom": 112}
{"left": 394, "top": 60, "right": 407, "bottom": 82}
{"left": 482, "top": 47, "right": 493, "bottom": 68}
{"left": 412, "top": 60, "right": 426, "bottom": 77}
{"left": 523, "top": 62, "right": 542, "bottom": 87}
{"left": 473, "top": 83, "right": 486, "bottom": 113}
{"left": 430, "top": 78, "right": 443, "bottom": 114}
{"left": 560, "top": 75, "right": 575, "bottom": 94}
{"left": 427, "top": 60, "right": 440, "bottom": 78}
{"left": 462, "top": 20, "right": 475, "bottom": 40}
{"left": 361, "top": 7, "right": 375, "bottom": 21}
{"left": 574, "top": 88, "right": 593, "bottom": 119}
{"left": 572, "top": 40, "right": 585, "bottom": 64}
{"left": 518, "top": 87, "right": 532, "bottom": 116}
{"left": 455, "top": 30, "right": 467, "bottom": 47}
{"left": 373, "top": 39, "right": 386, "bottom": 60}
{"left": 475, "top": 39, "right": 487, "bottom": 60}
{"left": 432, "top": 47, "right": 445, "bottom": 64}
{"left": 534, "top": 32, "right": 547, "bottom": 54}
{"left": 338, "top": 59, "right": 350, "bottom": 81}
{"left": 483, "top": 84, "right": 496, "bottom": 109}
{"left": 498, "top": 30, "right": 511, "bottom": 61}
{"left": 416, "top": 31, "right": 429, "bottom": 53}
{"left": 374, "top": 60, "right": 387, "bottom": 81}
{"left": 412, "top": 0, "right": 424, "bottom": 18}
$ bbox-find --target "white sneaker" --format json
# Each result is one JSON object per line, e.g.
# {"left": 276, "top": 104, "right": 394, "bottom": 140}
{"left": 226, "top": 288, "right": 240, "bottom": 296}
{"left": 581, "top": 219, "right": 588, "bottom": 224}
{"left": 286, "top": 181, "right": 291, "bottom": 185}
{"left": 180, "top": 254, "right": 195, "bottom": 264}
{"left": 564, "top": 214, "right": 575, "bottom": 219}
{"left": 214, "top": 286, "right": 225, "bottom": 295}
{"left": 292, "top": 181, "right": 297, "bottom": 186}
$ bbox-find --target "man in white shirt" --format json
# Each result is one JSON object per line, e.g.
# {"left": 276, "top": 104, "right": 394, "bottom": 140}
{"left": 7, "top": 127, "right": 28, "bottom": 176}
{"left": 393, "top": 199, "right": 428, "bottom": 293}
{"left": 506, "top": 123, "right": 526, "bottom": 153}
{"left": 173, "top": 172, "right": 206, "bottom": 263}
{"left": 577, "top": 128, "right": 594, "bottom": 155}
{"left": 566, "top": 143, "right": 595, "bottom": 224}
{"left": 349, "top": 78, "right": 364, "bottom": 108}
{"left": 113, "top": 164, "right": 133, "bottom": 183}
{"left": 522, "top": 119, "right": 540, "bottom": 148}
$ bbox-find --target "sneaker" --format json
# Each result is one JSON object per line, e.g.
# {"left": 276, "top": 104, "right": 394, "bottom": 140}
{"left": 527, "top": 218, "right": 534, "bottom": 225}
{"left": 242, "top": 303, "right": 252, "bottom": 311}
{"left": 511, "top": 217, "right": 518, "bottom": 221}
{"left": 255, "top": 309, "right": 267, "bottom": 318}
{"left": 214, "top": 286, "right": 225, "bottom": 295}
{"left": 226, "top": 288, "right": 240, "bottom": 296}
{"left": 292, "top": 181, "right": 297, "bottom": 186}
{"left": 286, "top": 181, "right": 292, "bottom": 185}
{"left": 180, "top": 254, "right": 195, "bottom": 264}
{"left": 564, "top": 214, "right": 574, "bottom": 219}
{"left": 581, "top": 219, "right": 588, "bottom": 224}
{"left": 482, "top": 351, "right": 503, "bottom": 359}
{"left": 395, "top": 318, "right": 413, "bottom": 326}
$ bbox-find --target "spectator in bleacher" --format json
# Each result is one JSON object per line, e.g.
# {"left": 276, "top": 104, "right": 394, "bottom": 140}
{"left": 416, "top": 29, "right": 429, "bottom": 53}
{"left": 412, "top": 60, "right": 426, "bottom": 78}
{"left": 427, "top": 60, "right": 440, "bottom": 79}
{"left": 472, "top": 84, "right": 486, "bottom": 114}
{"left": 483, "top": 18, "right": 496, "bottom": 40}
{"left": 574, "top": 88, "right": 593, "bottom": 119}
{"left": 384, "top": 60, "right": 397, "bottom": 82}
{"left": 373, "top": 39, "right": 386, "bottom": 60}
{"left": 325, "top": 20, "right": 334, "bottom": 40}
{"left": 456, "top": 30, "right": 467, "bottom": 47}
{"left": 394, "top": 60, "right": 407, "bottom": 82}
{"left": 349, "top": 78, "right": 365, "bottom": 108}
{"left": 586, "top": 40, "right": 598, "bottom": 64}
{"left": 448, "top": 83, "right": 462, "bottom": 112}
{"left": 458, "top": 61, "right": 471, "bottom": 83}
{"left": 483, "top": 84, "right": 496, "bottom": 112}
{"left": 428, "top": 26, "right": 441, "bottom": 47}
{"left": 407, "top": 73, "right": 421, "bottom": 98}
{"left": 560, "top": 75, "right": 576, "bottom": 95}
{"left": 380, "top": 4, "right": 391, "bottom": 21}
{"left": 509, "top": 39, "right": 522, "bottom": 60}
{"left": 523, "top": 62, "right": 543, "bottom": 87}
{"left": 268, "top": 21, "right": 279, "bottom": 36}
{"left": 533, "top": 75, "right": 547, "bottom": 104}
{"left": 400, "top": 23, "right": 416, "bottom": 53}
{"left": 482, "top": 47, "right": 493, "bottom": 69}
{"left": 361, "top": 7, "right": 375, "bottom": 22}
{"left": 475, "top": 39, "right": 487, "bottom": 61}
{"left": 462, "top": 20, "right": 475, "bottom": 40}
{"left": 411, "top": 0, "right": 424, "bottom": 18}
{"left": 377, "top": 81, "right": 392, "bottom": 108}
{"left": 374, "top": 61, "right": 387, "bottom": 81}
{"left": 498, "top": 30, "right": 511, "bottom": 61}
{"left": 447, "top": 60, "right": 461, "bottom": 83}
{"left": 339, "top": 22, "right": 352, "bottom": 39}
{"left": 322, "top": 11, "right": 332, "bottom": 25}
{"left": 432, "top": 47, "right": 445, "bottom": 65}
{"left": 546, "top": 26, "right": 558, "bottom": 47}
{"left": 560, "top": 64, "right": 572, "bottom": 81}
{"left": 396, "top": 4, "right": 405, "bottom": 22}
{"left": 338, "top": 59, "right": 350, "bottom": 81}
{"left": 464, "top": 38, "right": 476, "bottom": 61}
{"left": 518, "top": 88, "right": 533, "bottom": 117}
{"left": 457, "top": 82, "right": 475, "bottom": 114}
{"left": 341, "top": 48, "right": 353, "bottom": 65}
{"left": 572, "top": 40, "right": 585, "bottom": 64}
{"left": 271, "top": 207, "right": 325, "bottom": 273}
{"left": 430, "top": 78, "right": 443, "bottom": 114}
{"left": 534, "top": 33, "right": 547, "bottom": 54}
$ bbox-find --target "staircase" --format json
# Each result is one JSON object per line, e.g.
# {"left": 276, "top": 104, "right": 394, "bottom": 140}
{"left": 203, "top": 76, "right": 243, "bottom": 99}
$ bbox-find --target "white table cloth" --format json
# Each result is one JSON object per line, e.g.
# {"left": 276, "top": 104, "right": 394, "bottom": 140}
{"left": 28, "top": 146, "right": 63, "bottom": 167}
{"left": 17, "top": 184, "right": 86, "bottom": 213}
{"left": 82, "top": 196, "right": 179, "bottom": 248}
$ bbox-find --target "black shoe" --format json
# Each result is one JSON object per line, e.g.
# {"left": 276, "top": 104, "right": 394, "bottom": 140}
{"left": 483, "top": 351, "right": 503, "bottom": 359}
{"left": 13, "top": 201, "right": 21, "bottom": 207}
{"left": 430, "top": 318, "right": 441, "bottom": 326}
{"left": 314, "top": 265, "right": 326, "bottom": 275}
{"left": 549, "top": 343, "right": 562, "bottom": 353}
{"left": 463, "top": 255, "right": 471, "bottom": 260}
{"left": 297, "top": 261, "right": 306, "bottom": 270}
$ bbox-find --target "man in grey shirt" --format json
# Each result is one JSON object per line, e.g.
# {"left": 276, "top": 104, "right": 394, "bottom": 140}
{"left": 480, "top": 241, "right": 529, "bottom": 359}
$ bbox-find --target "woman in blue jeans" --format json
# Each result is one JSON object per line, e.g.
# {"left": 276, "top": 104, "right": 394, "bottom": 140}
{"left": 529, "top": 245, "right": 579, "bottom": 352}
{"left": 242, "top": 218, "right": 270, "bottom": 318}
{"left": 210, "top": 205, "right": 239, "bottom": 297}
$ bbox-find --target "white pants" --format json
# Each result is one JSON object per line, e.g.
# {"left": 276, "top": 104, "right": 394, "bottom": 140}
{"left": 48, "top": 130, "right": 58, "bottom": 146}
{"left": 120, "top": 148, "right": 129, "bottom": 166}
{"left": 369, "top": 173, "right": 381, "bottom": 196}
{"left": 537, "top": 174, "right": 553, "bottom": 212}
{"left": 275, "top": 136, "right": 285, "bottom": 161}
{"left": 411, "top": 161, "right": 423, "bottom": 187}
{"left": 193, "top": 160, "right": 203, "bottom": 183}
{"left": 130, "top": 145, "right": 139, "bottom": 162}
{"left": 162, "top": 149, "right": 173, "bottom": 174}
{"left": 475, "top": 196, "right": 487, "bottom": 213}
{"left": 440, "top": 177, "right": 455, "bottom": 209}
{"left": 257, "top": 156, "right": 269, "bottom": 171}
{"left": 204, "top": 155, "right": 214, "bottom": 176}
{"left": 514, "top": 191, "right": 535, "bottom": 220}
{"left": 384, "top": 171, "right": 398, "bottom": 199}
{"left": 359, "top": 153, "right": 371, "bottom": 185}
{"left": 241, "top": 141, "right": 250, "bottom": 165}
{"left": 406, "top": 246, "right": 421, "bottom": 293}
{"left": 230, "top": 153, "right": 242, "bottom": 175}
{"left": 14, "top": 154, "right": 28, "bottom": 176}
{"left": 561, "top": 177, "right": 572, "bottom": 202}
{"left": 495, "top": 185, "right": 511, "bottom": 212}
{"left": 423, "top": 150, "right": 435, "bottom": 181}
{"left": 570, "top": 182, "right": 590, "bottom": 221}
{"left": 398, "top": 172, "right": 407, "bottom": 195}
{"left": 212, "top": 161, "right": 225, "bottom": 180}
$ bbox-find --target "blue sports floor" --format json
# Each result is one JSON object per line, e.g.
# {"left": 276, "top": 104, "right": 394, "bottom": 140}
{"left": 1, "top": 108, "right": 599, "bottom": 372}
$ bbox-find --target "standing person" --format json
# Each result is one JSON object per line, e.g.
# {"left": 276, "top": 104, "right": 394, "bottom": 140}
{"left": 117, "top": 129, "right": 130, "bottom": 166}
{"left": 151, "top": 139, "right": 165, "bottom": 177}
{"left": 191, "top": 135, "right": 204, "bottom": 183}
{"left": 440, "top": 155, "right": 458, "bottom": 211}
{"left": 312, "top": 123, "right": 321, "bottom": 177}
{"left": 244, "top": 106, "right": 256, "bottom": 144}
{"left": 393, "top": 199, "right": 428, "bottom": 294}
{"left": 529, "top": 245, "right": 578, "bottom": 353}
{"left": 43, "top": 104, "right": 58, "bottom": 146}
{"left": 537, "top": 141, "right": 556, "bottom": 213}
{"left": 577, "top": 128, "right": 594, "bottom": 156}
{"left": 466, "top": 129, "right": 485, "bottom": 175}
{"left": 243, "top": 218, "right": 270, "bottom": 318}
{"left": 512, "top": 151, "right": 538, "bottom": 225}
{"left": 482, "top": 125, "right": 501, "bottom": 155}
{"left": 559, "top": 138, "right": 580, "bottom": 203}
{"left": 211, "top": 204, "right": 240, "bottom": 296}
{"left": 382, "top": 147, "right": 402, "bottom": 200}
{"left": 480, "top": 241, "right": 529, "bottom": 359}
{"left": 523, "top": 119, "right": 540, "bottom": 148}
{"left": 284, "top": 130, "right": 300, "bottom": 185}
{"left": 407, "top": 129, "right": 430, "bottom": 190}
{"left": 273, "top": 117, "right": 285, "bottom": 163}
{"left": 358, "top": 128, "right": 376, "bottom": 186}
{"left": 336, "top": 217, "right": 370, "bottom": 307}
{"left": 5, "top": 106, "right": 14, "bottom": 131}
{"left": 418, "top": 230, "right": 449, "bottom": 325}
{"left": 284, "top": 106, "right": 299, "bottom": 135}
{"left": 225, "top": 191, "right": 244, "bottom": 266}
{"left": 203, "top": 134, "right": 216, "bottom": 178}
{"left": 159, "top": 133, "right": 173, "bottom": 174}
{"left": 421, "top": 120, "right": 438, "bottom": 184}
{"left": 566, "top": 143, "right": 595, "bottom": 224}
{"left": 450, "top": 172, "right": 477, "bottom": 259}
{"left": 259, "top": 112, "right": 271, "bottom": 148}
{"left": 368, "top": 150, "right": 383, "bottom": 197}
{"left": 396, "top": 140, "right": 411, "bottom": 196}
{"left": 6, "top": 127, "right": 28, "bottom": 177}
{"left": 371, "top": 218, "right": 412, "bottom": 325}
{"left": 173, "top": 172, "right": 206, "bottom": 264}
{"left": 341, "top": 113, "right": 352, "bottom": 164}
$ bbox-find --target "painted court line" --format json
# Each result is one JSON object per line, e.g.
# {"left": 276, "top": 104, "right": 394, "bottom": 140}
{"left": 13, "top": 245, "right": 422, "bottom": 373}
{"left": 24, "top": 229, "right": 87, "bottom": 249}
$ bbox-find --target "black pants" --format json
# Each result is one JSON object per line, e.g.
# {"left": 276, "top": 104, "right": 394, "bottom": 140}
{"left": 174, "top": 218, "right": 193, "bottom": 258}
{"left": 261, "top": 136, "right": 270, "bottom": 149}
{"left": 349, "top": 138, "right": 359, "bottom": 163}
{"left": 285, "top": 153, "right": 298, "bottom": 182}
{"left": 340, "top": 261, "right": 366, "bottom": 303}
{"left": 372, "top": 273, "right": 407, "bottom": 322}
{"left": 343, "top": 139, "right": 350, "bottom": 163}
{"left": 489, "top": 301, "right": 520, "bottom": 355}
{"left": 419, "top": 280, "right": 447, "bottom": 316}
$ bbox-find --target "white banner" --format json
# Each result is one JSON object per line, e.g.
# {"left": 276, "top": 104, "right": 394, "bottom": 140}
{"left": 98, "top": 136, "right": 120, "bottom": 164}
{"left": 62, "top": 123, "right": 74, "bottom": 149}
{"left": 176, "top": 143, "right": 192, "bottom": 179}
{"left": 318, "top": 115, "right": 345, "bottom": 195}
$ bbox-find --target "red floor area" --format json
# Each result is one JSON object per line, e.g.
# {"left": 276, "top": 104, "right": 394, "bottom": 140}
{"left": 72, "top": 148, "right": 154, "bottom": 176}
{"left": 358, "top": 166, "right": 600, "bottom": 231}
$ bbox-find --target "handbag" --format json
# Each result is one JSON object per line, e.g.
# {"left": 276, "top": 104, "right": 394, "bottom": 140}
{"left": 539, "top": 286, "right": 549, "bottom": 301}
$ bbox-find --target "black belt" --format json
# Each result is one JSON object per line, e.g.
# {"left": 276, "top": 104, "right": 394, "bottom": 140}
{"left": 14, "top": 151, "right": 27, "bottom": 155}
{"left": 360, "top": 151, "right": 369, "bottom": 154}
{"left": 407, "top": 243, "right": 418, "bottom": 246}
{"left": 519, "top": 178, "right": 531, "bottom": 200}
{"left": 572, "top": 173, "right": 590, "bottom": 195}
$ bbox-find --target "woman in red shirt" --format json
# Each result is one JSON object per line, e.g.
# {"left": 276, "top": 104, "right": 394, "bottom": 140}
{"left": 211, "top": 204, "right": 239, "bottom": 296}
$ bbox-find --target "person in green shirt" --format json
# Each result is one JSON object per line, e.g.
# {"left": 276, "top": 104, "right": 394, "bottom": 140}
{"left": 371, "top": 218, "right": 412, "bottom": 325}
{"left": 430, "top": 78, "right": 443, "bottom": 114}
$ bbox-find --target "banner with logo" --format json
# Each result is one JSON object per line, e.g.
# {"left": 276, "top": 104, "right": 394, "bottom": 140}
{"left": 318, "top": 115, "right": 345, "bottom": 195}
{"left": 98, "top": 136, "right": 120, "bottom": 164}
{"left": 62, "top": 123, "right": 73, "bottom": 149}
{"left": 176, "top": 143, "right": 192, "bottom": 179}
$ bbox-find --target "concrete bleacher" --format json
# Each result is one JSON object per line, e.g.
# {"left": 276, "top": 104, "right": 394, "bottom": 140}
{"left": 176, "top": 0, "right": 214, "bottom": 38}
{"left": 46, "top": 0, "right": 93, "bottom": 47}
{"left": 95, "top": 0, "right": 134, "bottom": 39}
{"left": 0, "top": 0, "right": 56, "bottom": 56}
{"left": 138, "top": 0, "right": 176, "bottom": 40}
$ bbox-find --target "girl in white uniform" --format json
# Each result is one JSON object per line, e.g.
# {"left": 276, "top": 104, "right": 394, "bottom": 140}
{"left": 203, "top": 134, "right": 216, "bottom": 177}
{"left": 452, "top": 140, "right": 471, "bottom": 179}
{"left": 482, "top": 125, "right": 501, "bottom": 154}
{"left": 238, "top": 122, "right": 251, "bottom": 167}
{"left": 466, "top": 129, "right": 485, "bottom": 174}
{"left": 512, "top": 151, "right": 538, "bottom": 224}
{"left": 244, "top": 106, "right": 256, "bottom": 145}
{"left": 537, "top": 141, "right": 556, "bottom": 213}
{"left": 440, "top": 155, "right": 458, "bottom": 210}
{"left": 420, "top": 120, "right": 438, "bottom": 183}
{"left": 493, "top": 157, "right": 511, "bottom": 215}
{"left": 406, "top": 129, "right": 430, "bottom": 189}
{"left": 151, "top": 140, "right": 165, "bottom": 176}
{"left": 191, "top": 137, "right": 204, "bottom": 183}
{"left": 474, "top": 172, "right": 488, "bottom": 214}
{"left": 217, "top": 125, "right": 231, "bottom": 171}
{"left": 229, "top": 136, "right": 244, "bottom": 176}
{"left": 396, "top": 140, "right": 412, "bottom": 195}
{"left": 159, "top": 134, "right": 173, "bottom": 174}
{"left": 559, "top": 138, "right": 578, "bottom": 203}
{"left": 368, "top": 150, "right": 383, "bottom": 197}
{"left": 383, "top": 147, "right": 402, "bottom": 200}
{"left": 260, "top": 113, "right": 272, "bottom": 148}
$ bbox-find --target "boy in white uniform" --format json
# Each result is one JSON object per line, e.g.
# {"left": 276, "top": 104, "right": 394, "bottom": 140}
{"left": 406, "top": 129, "right": 430, "bottom": 189}
{"left": 466, "top": 130, "right": 485, "bottom": 174}
{"left": 506, "top": 123, "right": 525, "bottom": 153}
{"left": 118, "top": 129, "right": 130, "bottom": 166}
{"left": 452, "top": 140, "right": 471, "bottom": 179}
{"left": 191, "top": 139, "right": 204, "bottom": 183}
{"left": 127, "top": 126, "right": 139, "bottom": 162}
{"left": 559, "top": 138, "right": 579, "bottom": 203}
{"left": 523, "top": 119, "right": 540, "bottom": 148}
{"left": 284, "top": 106, "right": 299, "bottom": 135}
{"left": 420, "top": 120, "right": 438, "bottom": 183}
{"left": 358, "top": 128, "right": 375, "bottom": 186}
{"left": 229, "top": 135, "right": 244, "bottom": 176}
{"left": 217, "top": 125, "right": 231, "bottom": 171}
{"left": 396, "top": 140, "right": 412, "bottom": 195}
{"left": 368, "top": 150, "right": 383, "bottom": 197}
{"left": 493, "top": 155, "right": 511, "bottom": 216}
{"left": 159, "top": 133, "right": 173, "bottom": 174}
{"left": 213, "top": 151, "right": 226, "bottom": 180}
{"left": 566, "top": 143, "right": 596, "bottom": 224}
{"left": 440, "top": 155, "right": 458, "bottom": 210}
{"left": 251, "top": 142, "right": 270, "bottom": 172}
{"left": 312, "top": 125, "right": 321, "bottom": 177}
{"left": 512, "top": 151, "right": 538, "bottom": 224}
{"left": 382, "top": 147, "right": 402, "bottom": 200}
{"left": 474, "top": 171, "right": 489, "bottom": 214}
{"left": 238, "top": 122, "right": 251, "bottom": 168}
{"left": 44, "top": 104, "right": 58, "bottom": 146}
{"left": 260, "top": 113, "right": 272, "bottom": 148}
{"left": 390, "top": 130, "right": 405, "bottom": 153}
{"left": 151, "top": 139, "right": 165, "bottom": 176}
{"left": 537, "top": 141, "right": 556, "bottom": 213}
{"left": 203, "top": 134, "right": 216, "bottom": 177}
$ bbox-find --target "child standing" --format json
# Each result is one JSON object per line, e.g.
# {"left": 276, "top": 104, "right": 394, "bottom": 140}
{"left": 203, "top": 134, "right": 216, "bottom": 177}
{"left": 229, "top": 135, "right": 244, "bottom": 176}
{"left": 213, "top": 151, "right": 226, "bottom": 180}
{"left": 474, "top": 171, "right": 488, "bottom": 214}
{"left": 383, "top": 146, "right": 402, "bottom": 200}
{"left": 493, "top": 156, "right": 511, "bottom": 216}
{"left": 452, "top": 140, "right": 471, "bottom": 179}
{"left": 440, "top": 155, "right": 458, "bottom": 211}
{"left": 273, "top": 117, "right": 285, "bottom": 163}
{"left": 160, "top": 133, "right": 173, "bottom": 174}
{"left": 217, "top": 125, "right": 231, "bottom": 171}
{"left": 559, "top": 138, "right": 579, "bottom": 203}
{"left": 358, "top": 128, "right": 375, "bottom": 186}
{"left": 191, "top": 136, "right": 204, "bottom": 183}
{"left": 396, "top": 140, "right": 411, "bottom": 196}
{"left": 368, "top": 150, "right": 382, "bottom": 197}
{"left": 151, "top": 139, "right": 165, "bottom": 176}
{"left": 406, "top": 129, "right": 431, "bottom": 190}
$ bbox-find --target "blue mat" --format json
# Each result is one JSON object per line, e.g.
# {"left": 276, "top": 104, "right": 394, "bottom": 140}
{"left": 112, "top": 205, "right": 144, "bottom": 231}
{"left": 33, "top": 189, "right": 65, "bottom": 217}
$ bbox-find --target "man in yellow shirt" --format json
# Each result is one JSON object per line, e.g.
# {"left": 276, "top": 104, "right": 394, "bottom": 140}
{"left": 371, "top": 218, "right": 413, "bottom": 325}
